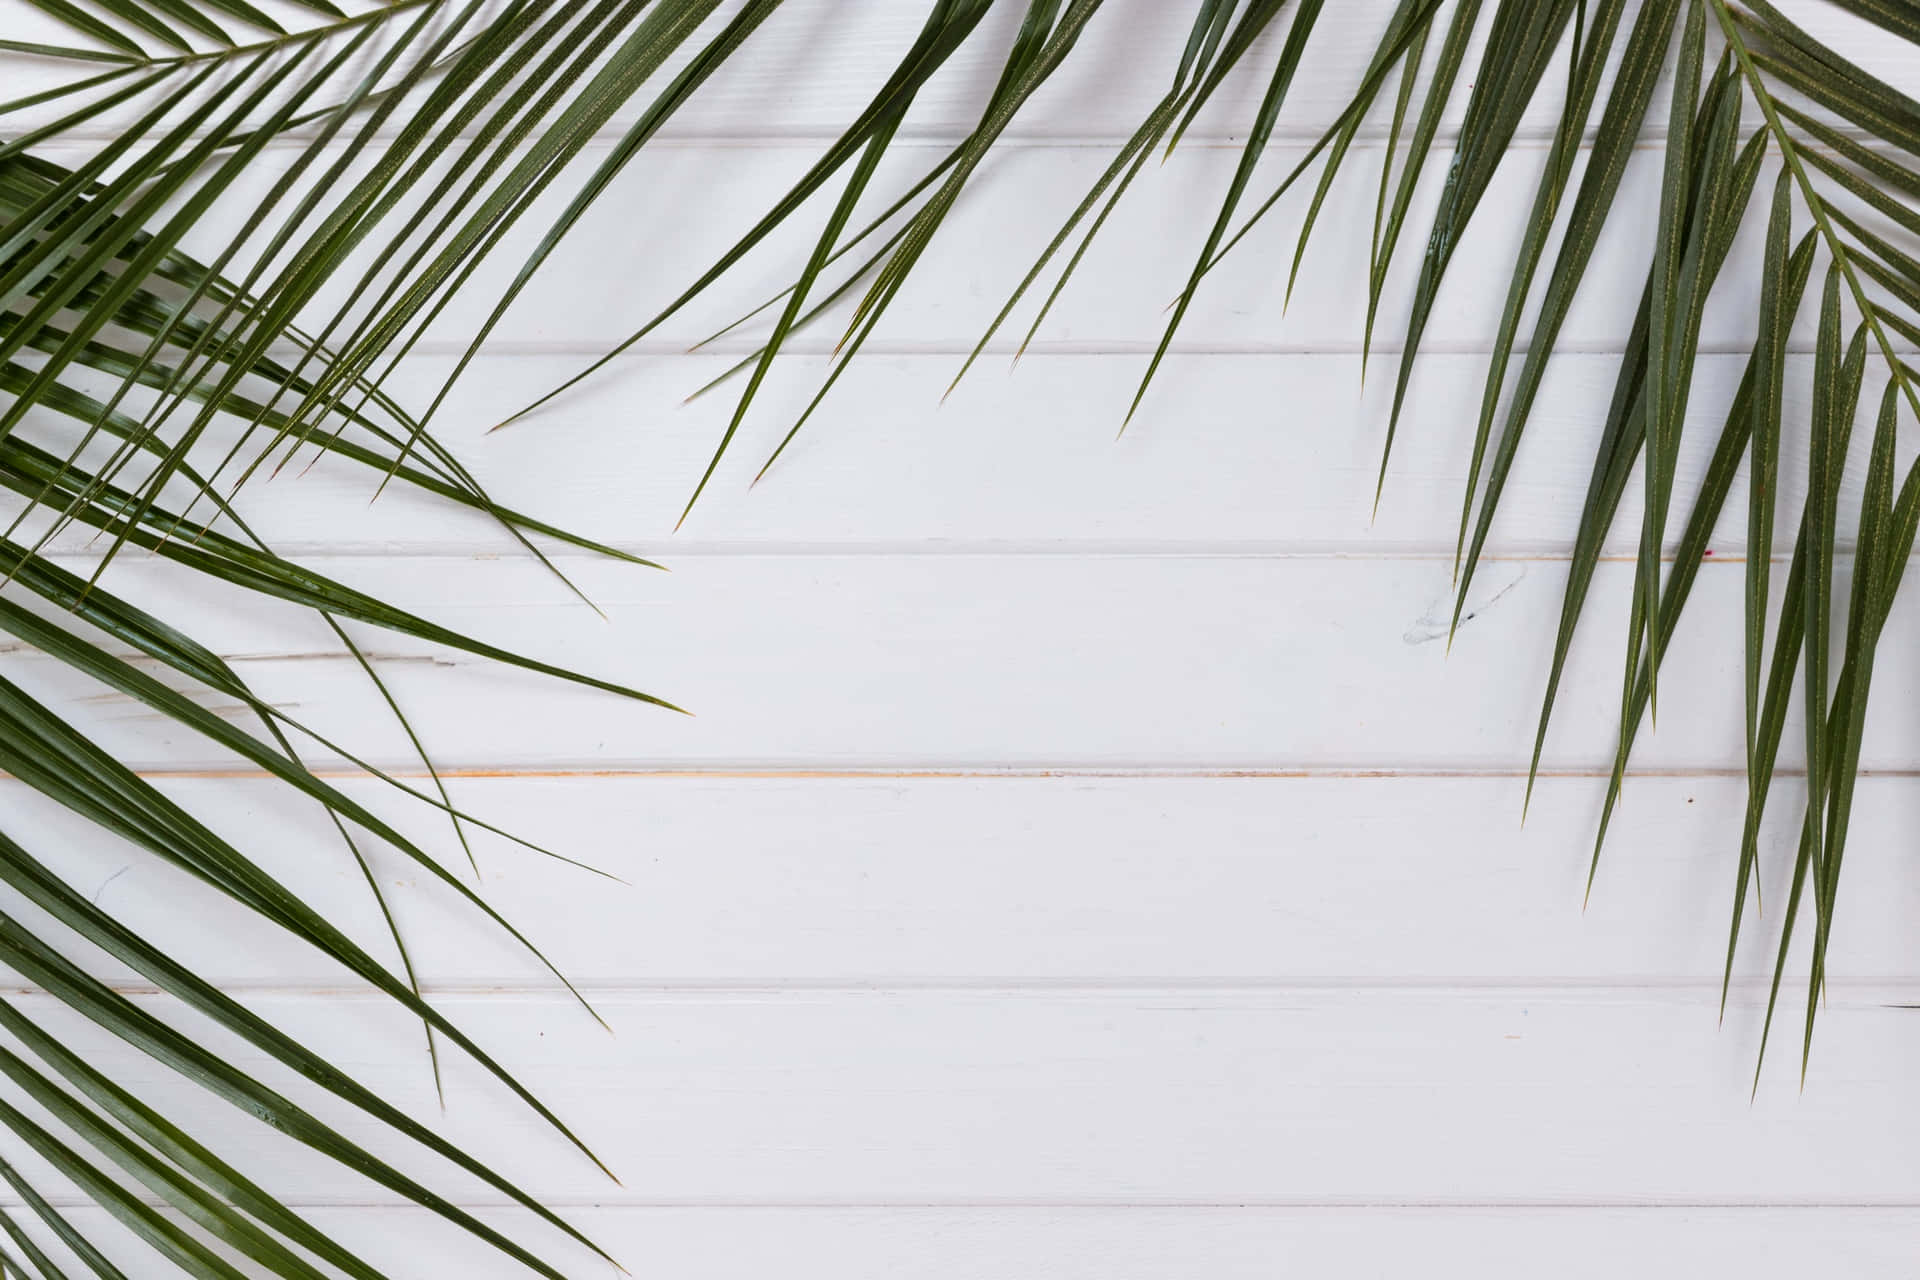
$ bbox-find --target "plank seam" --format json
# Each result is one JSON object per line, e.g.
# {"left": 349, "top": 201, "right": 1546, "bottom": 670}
{"left": 234, "top": 338, "right": 1918, "bottom": 358}
{"left": 106, "top": 764, "right": 1880, "bottom": 781}
{"left": 39, "top": 547, "right": 1827, "bottom": 563}
{"left": 31, "top": 128, "right": 1892, "bottom": 150}
{"left": 39, "top": 980, "right": 1920, "bottom": 999}
{"left": 25, "top": 1197, "right": 1920, "bottom": 1210}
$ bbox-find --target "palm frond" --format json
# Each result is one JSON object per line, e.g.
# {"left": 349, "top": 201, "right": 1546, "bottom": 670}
{"left": 1, "top": 0, "right": 722, "bottom": 1273}
{"left": 502, "top": 0, "right": 1920, "bottom": 1095}
{"left": 11, "top": 0, "right": 1920, "bottom": 1272}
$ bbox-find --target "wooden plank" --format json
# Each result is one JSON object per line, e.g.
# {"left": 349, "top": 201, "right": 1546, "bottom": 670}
{"left": 268, "top": 1206, "right": 1920, "bottom": 1280}
{"left": 23, "top": 131, "right": 1781, "bottom": 359}
{"left": 84, "top": 350, "right": 1875, "bottom": 557}
{"left": 12, "top": 1204, "right": 1917, "bottom": 1279}
{"left": 17, "top": 1205, "right": 1919, "bottom": 1280}
{"left": 105, "top": 136, "right": 1721, "bottom": 355}
{"left": 8, "top": 0, "right": 1901, "bottom": 142}
{"left": 13, "top": 773, "right": 1913, "bottom": 990}
{"left": 12, "top": 552, "right": 1908, "bottom": 773}
{"left": 0, "top": 988, "right": 1916, "bottom": 1207}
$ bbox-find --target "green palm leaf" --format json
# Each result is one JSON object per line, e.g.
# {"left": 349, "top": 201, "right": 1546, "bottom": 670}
{"left": 501, "top": 0, "right": 1920, "bottom": 1096}
{"left": 2, "top": 0, "right": 727, "bottom": 1272}
{"left": 10, "top": 0, "right": 1920, "bottom": 1272}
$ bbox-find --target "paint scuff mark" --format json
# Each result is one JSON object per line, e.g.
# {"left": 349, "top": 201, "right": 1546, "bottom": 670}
{"left": 92, "top": 864, "right": 131, "bottom": 906}
{"left": 1403, "top": 560, "right": 1528, "bottom": 645}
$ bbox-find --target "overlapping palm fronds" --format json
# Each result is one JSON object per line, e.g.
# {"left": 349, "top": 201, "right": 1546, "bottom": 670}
{"left": 503, "top": 0, "right": 1920, "bottom": 1088}
{"left": 9, "top": 0, "right": 1920, "bottom": 1273}
{"left": 2, "top": 0, "right": 727, "bottom": 1274}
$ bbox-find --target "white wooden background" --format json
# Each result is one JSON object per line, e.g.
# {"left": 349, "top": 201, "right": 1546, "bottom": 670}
{"left": 13, "top": 0, "right": 1920, "bottom": 1274}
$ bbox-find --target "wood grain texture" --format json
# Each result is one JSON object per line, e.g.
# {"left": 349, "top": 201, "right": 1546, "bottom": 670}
{"left": 16, "top": 1205, "right": 1920, "bottom": 1279}
{"left": 0, "top": 988, "right": 1913, "bottom": 1209}
{"left": 6, "top": 772, "right": 1912, "bottom": 990}
{"left": 235, "top": 1206, "right": 1920, "bottom": 1280}
{"left": 20, "top": 552, "right": 1918, "bottom": 773}
{"left": 62, "top": 351, "right": 1870, "bottom": 559}
{"left": 9, "top": 0, "right": 1900, "bottom": 141}
{"left": 33, "top": 136, "right": 1782, "bottom": 355}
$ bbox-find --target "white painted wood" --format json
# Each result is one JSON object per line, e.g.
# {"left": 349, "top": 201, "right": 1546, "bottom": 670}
{"left": 15, "top": 772, "right": 1920, "bottom": 990}
{"left": 23, "top": 128, "right": 1820, "bottom": 366}
{"left": 17, "top": 1206, "right": 1920, "bottom": 1280}
{"left": 238, "top": 1206, "right": 1920, "bottom": 1280}
{"left": 63, "top": 137, "right": 1748, "bottom": 355}
{"left": 8, "top": 1, "right": 1920, "bottom": 1269}
{"left": 0, "top": 987, "right": 1912, "bottom": 1207}
{"left": 64, "top": 351, "right": 1871, "bottom": 558}
{"left": 7, "top": 0, "right": 1901, "bottom": 142}
{"left": 17, "top": 551, "right": 1917, "bottom": 773}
